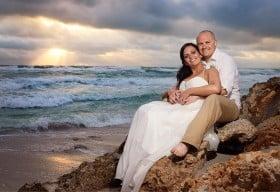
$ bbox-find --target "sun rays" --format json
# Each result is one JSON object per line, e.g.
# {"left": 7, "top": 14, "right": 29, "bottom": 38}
{"left": 32, "top": 47, "right": 77, "bottom": 66}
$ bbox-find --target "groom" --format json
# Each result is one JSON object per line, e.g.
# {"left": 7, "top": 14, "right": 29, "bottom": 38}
{"left": 170, "top": 30, "right": 241, "bottom": 157}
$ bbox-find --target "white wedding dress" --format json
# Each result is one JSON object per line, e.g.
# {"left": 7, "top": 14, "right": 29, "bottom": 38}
{"left": 115, "top": 76, "right": 219, "bottom": 192}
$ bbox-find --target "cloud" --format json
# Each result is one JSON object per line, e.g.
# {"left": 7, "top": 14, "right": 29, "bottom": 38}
{"left": 0, "top": 0, "right": 279, "bottom": 40}
{"left": 201, "top": 0, "right": 280, "bottom": 38}
{"left": 0, "top": 1, "right": 279, "bottom": 68}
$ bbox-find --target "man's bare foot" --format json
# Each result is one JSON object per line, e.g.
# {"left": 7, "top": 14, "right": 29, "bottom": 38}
{"left": 171, "top": 143, "right": 189, "bottom": 157}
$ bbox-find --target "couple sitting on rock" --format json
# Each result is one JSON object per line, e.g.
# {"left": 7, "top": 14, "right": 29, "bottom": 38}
{"left": 114, "top": 30, "right": 240, "bottom": 192}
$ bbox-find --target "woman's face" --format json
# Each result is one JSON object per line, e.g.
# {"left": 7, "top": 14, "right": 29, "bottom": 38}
{"left": 183, "top": 46, "right": 202, "bottom": 67}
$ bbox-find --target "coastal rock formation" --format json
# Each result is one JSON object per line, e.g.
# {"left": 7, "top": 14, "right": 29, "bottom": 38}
{"left": 245, "top": 115, "right": 280, "bottom": 152}
{"left": 216, "top": 119, "right": 257, "bottom": 154}
{"left": 140, "top": 141, "right": 209, "bottom": 191}
{"left": 240, "top": 76, "right": 280, "bottom": 125}
{"left": 18, "top": 183, "right": 48, "bottom": 192}
{"left": 217, "top": 118, "right": 257, "bottom": 143}
{"left": 55, "top": 153, "right": 118, "bottom": 191}
{"left": 184, "top": 150, "right": 280, "bottom": 191}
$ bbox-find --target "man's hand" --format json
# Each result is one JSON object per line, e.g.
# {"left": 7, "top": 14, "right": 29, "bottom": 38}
{"left": 221, "top": 88, "right": 228, "bottom": 96}
{"left": 171, "top": 142, "right": 189, "bottom": 157}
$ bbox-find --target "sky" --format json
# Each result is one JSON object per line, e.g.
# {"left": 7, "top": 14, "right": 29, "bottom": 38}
{"left": 0, "top": 0, "right": 279, "bottom": 68}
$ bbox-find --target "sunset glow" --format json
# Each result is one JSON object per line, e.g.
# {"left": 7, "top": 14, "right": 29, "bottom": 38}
{"left": 32, "top": 48, "right": 76, "bottom": 66}
{"left": 0, "top": 1, "right": 279, "bottom": 68}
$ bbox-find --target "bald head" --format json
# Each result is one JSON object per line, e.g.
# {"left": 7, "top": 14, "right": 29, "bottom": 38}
{"left": 196, "top": 30, "right": 216, "bottom": 42}
{"left": 196, "top": 30, "right": 217, "bottom": 62}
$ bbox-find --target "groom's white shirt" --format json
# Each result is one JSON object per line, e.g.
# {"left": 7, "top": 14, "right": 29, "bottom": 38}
{"left": 203, "top": 48, "right": 241, "bottom": 109}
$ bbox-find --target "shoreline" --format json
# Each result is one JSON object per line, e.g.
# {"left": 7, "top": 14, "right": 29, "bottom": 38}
{"left": 0, "top": 125, "right": 129, "bottom": 192}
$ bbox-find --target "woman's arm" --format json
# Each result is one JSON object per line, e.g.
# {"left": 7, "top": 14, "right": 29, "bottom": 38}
{"left": 179, "top": 68, "right": 221, "bottom": 103}
{"left": 162, "top": 85, "right": 178, "bottom": 101}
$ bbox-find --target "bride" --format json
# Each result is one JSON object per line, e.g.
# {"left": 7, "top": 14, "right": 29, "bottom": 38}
{"left": 115, "top": 43, "right": 221, "bottom": 192}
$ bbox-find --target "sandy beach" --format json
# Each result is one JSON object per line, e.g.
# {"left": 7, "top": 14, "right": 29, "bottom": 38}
{"left": 0, "top": 125, "right": 128, "bottom": 192}
{"left": 0, "top": 125, "right": 234, "bottom": 192}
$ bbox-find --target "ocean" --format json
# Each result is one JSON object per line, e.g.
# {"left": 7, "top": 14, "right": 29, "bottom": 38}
{"left": 0, "top": 65, "right": 279, "bottom": 133}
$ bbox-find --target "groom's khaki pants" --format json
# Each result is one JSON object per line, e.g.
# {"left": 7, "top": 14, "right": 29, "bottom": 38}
{"left": 181, "top": 94, "right": 240, "bottom": 149}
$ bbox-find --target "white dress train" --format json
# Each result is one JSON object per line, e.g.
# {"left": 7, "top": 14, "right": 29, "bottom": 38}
{"left": 115, "top": 76, "right": 219, "bottom": 192}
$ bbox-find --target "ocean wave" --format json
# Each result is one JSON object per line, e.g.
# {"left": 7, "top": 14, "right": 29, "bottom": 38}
{"left": 239, "top": 68, "right": 280, "bottom": 76}
{"left": 0, "top": 115, "right": 131, "bottom": 133}
{"left": 0, "top": 89, "right": 161, "bottom": 109}
{"left": 1, "top": 65, "right": 176, "bottom": 78}
{"left": 0, "top": 75, "right": 175, "bottom": 92}
{"left": 0, "top": 92, "right": 74, "bottom": 108}
{"left": 0, "top": 76, "right": 88, "bottom": 91}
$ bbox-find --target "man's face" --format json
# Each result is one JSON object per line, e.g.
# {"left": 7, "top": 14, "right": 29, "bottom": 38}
{"left": 196, "top": 32, "right": 216, "bottom": 61}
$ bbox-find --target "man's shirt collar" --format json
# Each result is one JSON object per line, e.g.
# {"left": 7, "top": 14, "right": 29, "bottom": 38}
{"left": 210, "top": 48, "right": 219, "bottom": 62}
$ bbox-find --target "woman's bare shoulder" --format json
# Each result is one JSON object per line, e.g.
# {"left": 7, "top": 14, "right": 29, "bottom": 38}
{"left": 205, "top": 66, "right": 219, "bottom": 74}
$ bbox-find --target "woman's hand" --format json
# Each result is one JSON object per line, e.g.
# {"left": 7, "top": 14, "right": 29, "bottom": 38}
{"left": 177, "top": 89, "right": 191, "bottom": 104}
{"left": 183, "top": 96, "right": 200, "bottom": 104}
{"left": 168, "top": 89, "right": 181, "bottom": 104}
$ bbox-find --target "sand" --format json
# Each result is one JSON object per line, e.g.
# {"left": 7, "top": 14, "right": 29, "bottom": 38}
{"left": 0, "top": 125, "right": 128, "bottom": 192}
{"left": 0, "top": 125, "right": 251, "bottom": 192}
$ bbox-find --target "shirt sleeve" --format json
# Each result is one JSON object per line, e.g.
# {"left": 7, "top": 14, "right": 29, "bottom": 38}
{"left": 219, "top": 56, "right": 237, "bottom": 95}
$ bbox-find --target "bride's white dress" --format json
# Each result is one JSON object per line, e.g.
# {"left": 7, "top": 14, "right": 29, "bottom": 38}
{"left": 115, "top": 76, "right": 219, "bottom": 192}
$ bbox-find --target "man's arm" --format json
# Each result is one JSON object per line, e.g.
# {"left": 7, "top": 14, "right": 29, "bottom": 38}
{"left": 218, "top": 56, "right": 237, "bottom": 96}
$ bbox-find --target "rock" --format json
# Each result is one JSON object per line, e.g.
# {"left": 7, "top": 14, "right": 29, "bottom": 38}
{"left": 18, "top": 182, "right": 48, "bottom": 192}
{"left": 73, "top": 144, "right": 88, "bottom": 150}
{"left": 184, "top": 150, "right": 280, "bottom": 192}
{"left": 216, "top": 119, "right": 257, "bottom": 154}
{"left": 47, "top": 122, "right": 86, "bottom": 131}
{"left": 55, "top": 152, "right": 120, "bottom": 192}
{"left": 240, "top": 77, "right": 280, "bottom": 125}
{"left": 217, "top": 119, "right": 257, "bottom": 143}
{"left": 140, "top": 141, "right": 208, "bottom": 192}
{"left": 245, "top": 115, "right": 280, "bottom": 152}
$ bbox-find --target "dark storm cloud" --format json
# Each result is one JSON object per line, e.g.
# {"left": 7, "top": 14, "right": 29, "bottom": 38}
{"left": 198, "top": 0, "right": 280, "bottom": 38}
{"left": 0, "top": 0, "right": 278, "bottom": 38}
{"left": 0, "top": 36, "right": 39, "bottom": 50}
{"left": 0, "top": 0, "right": 191, "bottom": 33}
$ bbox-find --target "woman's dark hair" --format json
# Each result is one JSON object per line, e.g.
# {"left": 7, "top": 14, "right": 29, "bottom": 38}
{"left": 176, "top": 43, "right": 200, "bottom": 88}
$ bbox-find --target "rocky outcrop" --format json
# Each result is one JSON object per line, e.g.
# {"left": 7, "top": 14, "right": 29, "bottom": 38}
{"left": 217, "top": 118, "right": 257, "bottom": 143}
{"left": 18, "top": 183, "right": 48, "bottom": 192}
{"left": 240, "top": 77, "right": 280, "bottom": 125}
{"left": 185, "top": 150, "right": 280, "bottom": 191}
{"left": 55, "top": 153, "right": 119, "bottom": 192}
{"left": 216, "top": 119, "right": 257, "bottom": 154}
{"left": 245, "top": 115, "right": 280, "bottom": 152}
{"left": 140, "top": 141, "right": 209, "bottom": 191}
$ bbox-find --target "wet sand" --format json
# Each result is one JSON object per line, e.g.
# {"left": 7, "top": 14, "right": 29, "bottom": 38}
{"left": 0, "top": 125, "right": 128, "bottom": 192}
